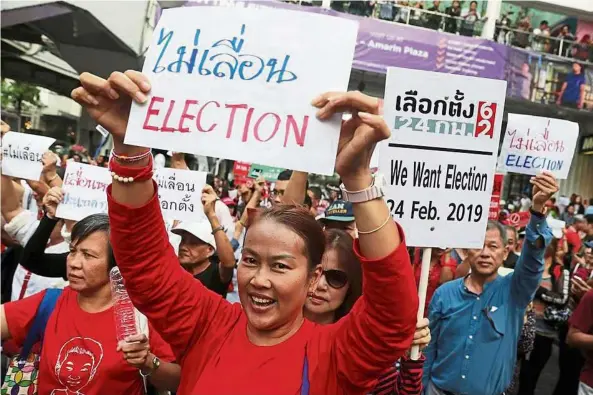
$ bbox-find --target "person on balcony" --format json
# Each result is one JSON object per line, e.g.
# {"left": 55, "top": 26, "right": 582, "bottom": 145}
{"left": 557, "top": 62, "right": 586, "bottom": 110}
{"left": 444, "top": 0, "right": 461, "bottom": 34}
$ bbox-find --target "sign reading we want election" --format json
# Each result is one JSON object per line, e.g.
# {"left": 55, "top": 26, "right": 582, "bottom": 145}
{"left": 125, "top": 7, "right": 358, "bottom": 175}
{"left": 379, "top": 67, "right": 507, "bottom": 248}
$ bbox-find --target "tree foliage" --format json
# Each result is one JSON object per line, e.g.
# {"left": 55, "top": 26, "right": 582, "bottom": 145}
{"left": 1, "top": 80, "right": 43, "bottom": 115}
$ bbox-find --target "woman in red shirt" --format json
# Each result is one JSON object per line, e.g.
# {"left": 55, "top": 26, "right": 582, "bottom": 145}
{"left": 305, "top": 229, "right": 429, "bottom": 395}
{"left": 412, "top": 247, "right": 456, "bottom": 316}
{"left": 0, "top": 214, "right": 180, "bottom": 394}
{"left": 71, "top": 70, "right": 418, "bottom": 395}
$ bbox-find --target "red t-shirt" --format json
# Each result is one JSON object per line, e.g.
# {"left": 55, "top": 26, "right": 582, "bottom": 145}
{"left": 413, "top": 249, "right": 456, "bottom": 317}
{"left": 569, "top": 290, "right": 593, "bottom": 388}
{"left": 4, "top": 287, "right": 175, "bottom": 395}
{"left": 107, "top": 184, "right": 419, "bottom": 395}
{"left": 566, "top": 226, "right": 582, "bottom": 255}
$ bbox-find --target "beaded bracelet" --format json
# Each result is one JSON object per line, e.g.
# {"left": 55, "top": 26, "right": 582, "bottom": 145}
{"left": 111, "top": 149, "right": 152, "bottom": 163}
{"left": 109, "top": 154, "right": 154, "bottom": 184}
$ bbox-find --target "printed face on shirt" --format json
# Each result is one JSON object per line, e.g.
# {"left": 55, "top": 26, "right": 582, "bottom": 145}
{"left": 66, "top": 231, "right": 110, "bottom": 293}
{"left": 55, "top": 337, "right": 103, "bottom": 393}
{"left": 178, "top": 231, "right": 214, "bottom": 267}
{"left": 466, "top": 228, "right": 508, "bottom": 278}
{"left": 238, "top": 220, "right": 314, "bottom": 333}
{"left": 305, "top": 248, "right": 349, "bottom": 319}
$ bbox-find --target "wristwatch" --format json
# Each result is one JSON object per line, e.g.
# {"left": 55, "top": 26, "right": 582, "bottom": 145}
{"left": 140, "top": 355, "right": 161, "bottom": 377}
{"left": 340, "top": 174, "right": 386, "bottom": 203}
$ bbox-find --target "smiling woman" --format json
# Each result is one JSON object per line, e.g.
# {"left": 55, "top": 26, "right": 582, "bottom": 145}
{"left": 0, "top": 214, "right": 181, "bottom": 394}
{"left": 74, "top": 69, "right": 419, "bottom": 395}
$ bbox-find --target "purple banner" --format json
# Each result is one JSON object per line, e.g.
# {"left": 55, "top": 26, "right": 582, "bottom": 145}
{"left": 185, "top": 0, "right": 507, "bottom": 79}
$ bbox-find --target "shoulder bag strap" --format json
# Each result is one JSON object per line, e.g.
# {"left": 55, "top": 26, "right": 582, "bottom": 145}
{"left": 301, "top": 346, "right": 309, "bottom": 395}
{"left": 18, "top": 271, "right": 33, "bottom": 300}
{"left": 19, "top": 288, "right": 63, "bottom": 360}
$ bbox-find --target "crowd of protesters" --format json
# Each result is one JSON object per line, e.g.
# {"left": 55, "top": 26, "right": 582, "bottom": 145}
{"left": 0, "top": 69, "right": 592, "bottom": 395}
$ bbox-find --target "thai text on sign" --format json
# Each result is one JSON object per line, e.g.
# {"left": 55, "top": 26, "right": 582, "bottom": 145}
{"left": 56, "top": 163, "right": 111, "bottom": 221}
{"left": 1, "top": 132, "right": 55, "bottom": 181}
{"left": 125, "top": 6, "right": 358, "bottom": 175}
{"left": 380, "top": 67, "right": 506, "bottom": 248}
{"left": 154, "top": 167, "right": 208, "bottom": 221}
{"left": 498, "top": 114, "right": 578, "bottom": 179}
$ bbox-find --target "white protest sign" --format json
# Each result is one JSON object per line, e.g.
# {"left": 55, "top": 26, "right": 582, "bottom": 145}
{"left": 56, "top": 163, "right": 111, "bottom": 221}
{"left": 154, "top": 167, "right": 208, "bottom": 221}
{"left": 498, "top": 114, "right": 578, "bottom": 179}
{"left": 1, "top": 132, "right": 55, "bottom": 181}
{"left": 124, "top": 7, "right": 358, "bottom": 175}
{"left": 547, "top": 217, "right": 566, "bottom": 239}
{"left": 380, "top": 67, "right": 507, "bottom": 248}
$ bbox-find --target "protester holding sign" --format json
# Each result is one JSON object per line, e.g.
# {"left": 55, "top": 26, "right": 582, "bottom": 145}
{"left": 71, "top": 68, "right": 417, "bottom": 394}
{"left": 423, "top": 171, "right": 558, "bottom": 395}
{"left": 304, "top": 229, "right": 429, "bottom": 395}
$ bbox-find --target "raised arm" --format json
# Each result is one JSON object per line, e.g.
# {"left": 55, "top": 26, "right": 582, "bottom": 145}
{"left": 510, "top": 172, "right": 557, "bottom": 308}
{"left": 281, "top": 171, "right": 308, "bottom": 205}
{"left": 41, "top": 151, "right": 63, "bottom": 188}
{"left": 313, "top": 91, "right": 417, "bottom": 392}
{"left": 202, "top": 185, "right": 235, "bottom": 284}
{"left": 72, "top": 71, "right": 239, "bottom": 360}
{"left": 1, "top": 175, "right": 25, "bottom": 223}
{"left": 19, "top": 187, "right": 67, "bottom": 278}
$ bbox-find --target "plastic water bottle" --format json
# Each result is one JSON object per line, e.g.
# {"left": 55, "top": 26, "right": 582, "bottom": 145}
{"left": 109, "top": 267, "right": 138, "bottom": 342}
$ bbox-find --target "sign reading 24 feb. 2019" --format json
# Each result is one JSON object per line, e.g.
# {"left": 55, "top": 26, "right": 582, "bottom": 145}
{"left": 124, "top": 7, "right": 358, "bottom": 175}
{"left": 379, "top": 67, "right": 507, "bottom": 248}
{"left": 498, "top": 114, "right": 578, "bottom": 179}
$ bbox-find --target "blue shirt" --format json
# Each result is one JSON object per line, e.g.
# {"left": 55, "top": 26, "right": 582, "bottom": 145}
{"left": 423, "top": 214, "right": 552, "bottom": 395}
{"left": 562, "top": 72, "right": 585, "bottom": 104}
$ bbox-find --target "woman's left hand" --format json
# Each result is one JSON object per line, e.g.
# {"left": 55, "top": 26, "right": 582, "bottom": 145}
{"left": 117, "top": 333, "right": 151, "bottom": 370}
{"left": 412, "top": 317, "right": 431, "bottom": 351}
{"left": 312, "top": 91, "right": 390, "bottom": 188}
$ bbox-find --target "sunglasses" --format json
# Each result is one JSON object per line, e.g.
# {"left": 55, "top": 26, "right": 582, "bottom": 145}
{"left": 322, "top": 269, "right": 349, "bottom": 289}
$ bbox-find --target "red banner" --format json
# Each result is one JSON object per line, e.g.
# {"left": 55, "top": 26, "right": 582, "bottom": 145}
{"left": 233, "top": 161, "right": 250, "bottom": 186}
{"left": 488, "top": 174, "right": 503, "bottom": 221}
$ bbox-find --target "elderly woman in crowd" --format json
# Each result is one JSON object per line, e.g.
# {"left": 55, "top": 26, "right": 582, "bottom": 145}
{"left": 69, "top": 69, "right": 418, "bottom": 394}
{"left": 0, "top": 213, "right": 181, "bottom": 393}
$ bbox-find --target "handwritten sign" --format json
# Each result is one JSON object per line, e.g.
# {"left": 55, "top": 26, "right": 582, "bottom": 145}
{"left": 379, "top": 67, "right": 506, "bottom": 248}
{"left": 56, "top": 163, "right": 111, "bottom": 221}
{"left": 124, "top": 7, "right": 358, "bottom": 175}
{"left": 1, "top": 132, "right": 55, "bottom": 181}
{"left": 248, "top": 164, "right": 283, "bottom": 182}
{"left": 154, "top": 167, "right": 207, "bottom": 221}
{"left": 498, "top": 114, "right": 578, "bottom": 179}
{"left": 489, "top": 174, "right": 504, "bottom": 220}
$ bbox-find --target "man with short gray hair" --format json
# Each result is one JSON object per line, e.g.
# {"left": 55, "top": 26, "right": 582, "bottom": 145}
{"left": 423, "top": 172, "right": 558, "bottom": 395}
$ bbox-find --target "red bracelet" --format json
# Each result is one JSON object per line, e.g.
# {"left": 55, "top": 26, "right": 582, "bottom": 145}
{"left": 109, "top": 154, "right": 153, "bottom": 183}
{"left": 111, "top": 149, "right": 152, "bottom": 163}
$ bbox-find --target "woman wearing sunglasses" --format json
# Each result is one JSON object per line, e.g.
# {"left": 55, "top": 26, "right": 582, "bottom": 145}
{"left": 306, "top": 229, "right": 429, "bottom": 395}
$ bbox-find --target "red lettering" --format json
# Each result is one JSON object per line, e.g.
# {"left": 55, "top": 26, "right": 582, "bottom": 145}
{"left": 178, "top": 100, "right": 198, "bottom": 133}
{"left": 197, "top": 101, "right": 220, "bottom": 133}
{"left": 254, "top": 112, "right": 281, "bottom": 142}
{"left": 161, "top": 99, "right": 177, "bottom": 132}
{"left": 241, "top": 107, "right": 255, "bottom": 142}
{"left": 142, "top": 96, "right": 164, "bottom": 131}
{"left": 284, "top": 115, "right": 309, "bottom": 147}
{"left": 225, "top": 104, "right": 248, "bottom": 139}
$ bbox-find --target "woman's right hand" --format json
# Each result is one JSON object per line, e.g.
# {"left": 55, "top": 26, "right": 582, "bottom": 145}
{"left": 71, "top": 71, "right": 152, "bottom": 146}
{"left": 43, "top": 186, "right": 63, "bottom": 219}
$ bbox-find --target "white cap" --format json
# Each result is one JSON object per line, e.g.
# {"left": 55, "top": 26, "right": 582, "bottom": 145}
{"left": 171, "top": 220, "right": 216, "bottom": 250}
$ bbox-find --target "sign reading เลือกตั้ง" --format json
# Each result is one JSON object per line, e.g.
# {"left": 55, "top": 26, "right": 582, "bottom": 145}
{"left": 124, "top": 6, "right": 358, "bottom": 176}
{"left": 498, "top": 114, "right": 579, "bottom": 179}
{"left": 56, "top": 163, "right": 111, "bottom": 221}
{"left": 1, "top": 132, "right": 56, "bottom": 181}
{"left": 379, "top": 67, "right": 507, "bottom": 248}
{"left": 154, "top": 167, "right": 208, "bottom": 222}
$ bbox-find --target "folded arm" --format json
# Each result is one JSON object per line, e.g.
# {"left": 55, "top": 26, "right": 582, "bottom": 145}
{"left": 510, "top": 212, "right": 553, "bottom": 308}
{"left": 20, "top": 214, "right": 67, "bottom": 279}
